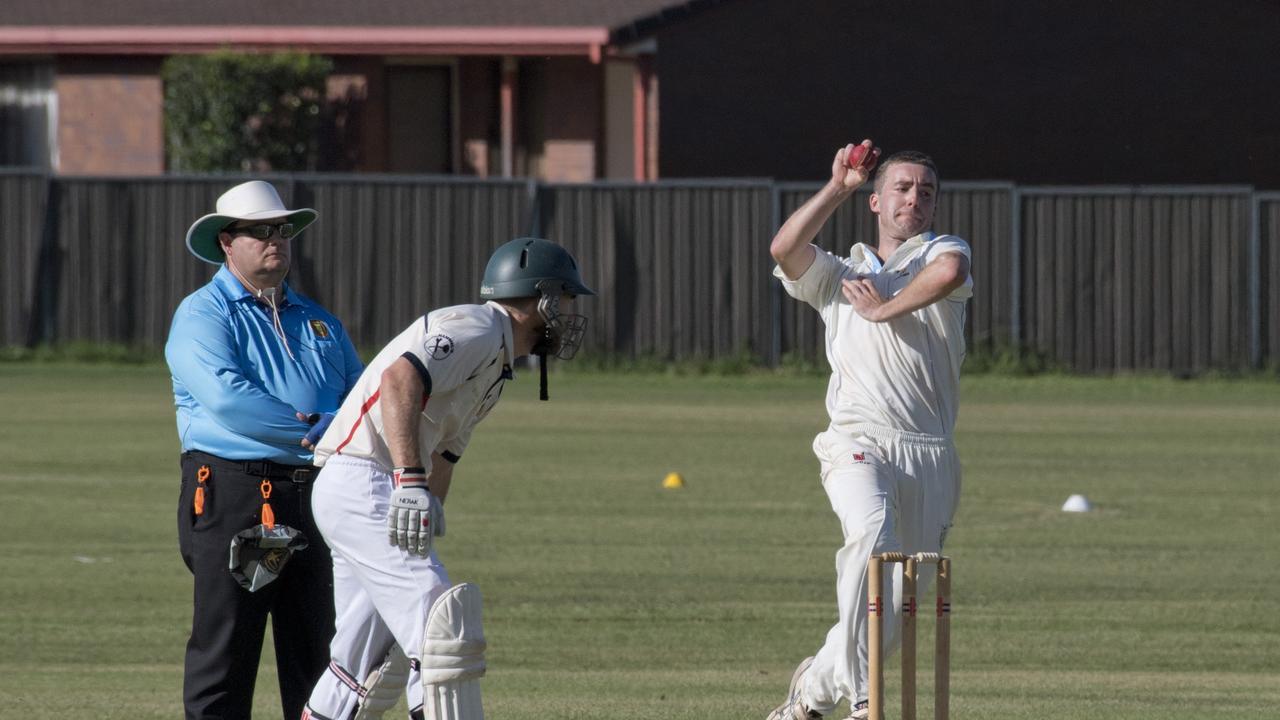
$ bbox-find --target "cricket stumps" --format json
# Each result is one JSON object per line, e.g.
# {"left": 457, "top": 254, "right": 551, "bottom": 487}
{"left": 867, "top": 552, "right": 951, "bottom": 720}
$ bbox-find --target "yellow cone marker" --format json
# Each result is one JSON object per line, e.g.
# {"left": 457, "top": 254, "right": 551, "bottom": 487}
{"left": 662, "top": 472, "right": 685, "bottom": 489}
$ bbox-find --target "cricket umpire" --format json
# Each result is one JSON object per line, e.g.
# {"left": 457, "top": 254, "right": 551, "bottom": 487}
{"left": 165, "top": 180, "right": 363, "bottom": 719}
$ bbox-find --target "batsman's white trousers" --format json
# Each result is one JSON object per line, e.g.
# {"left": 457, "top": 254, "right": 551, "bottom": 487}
{"left": 801, "top": 425, "right": 961, "bottom": 716}
{"left": 306, "top": 455, "right": 451, "bottom": 719}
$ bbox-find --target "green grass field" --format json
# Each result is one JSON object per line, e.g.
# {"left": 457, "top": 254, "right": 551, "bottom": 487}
{"left": 1, "top": 363, "right": 1278, "bottom": 719}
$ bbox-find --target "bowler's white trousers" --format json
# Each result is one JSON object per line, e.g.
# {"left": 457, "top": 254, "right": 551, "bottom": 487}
{"left": 801, "top": 425, "right": 961, "bottom": 715}
{"left": 305, "top": 455, "right": 451, "bottom": 719}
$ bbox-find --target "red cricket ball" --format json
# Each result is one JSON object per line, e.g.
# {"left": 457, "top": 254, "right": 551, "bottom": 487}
{"left": 848, "top": 143, "right": 881, "bottom": 172}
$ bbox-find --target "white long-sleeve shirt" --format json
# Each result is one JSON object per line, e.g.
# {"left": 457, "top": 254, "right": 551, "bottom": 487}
{"left": 775, "top": 231, "right": 973, "bottom": 438}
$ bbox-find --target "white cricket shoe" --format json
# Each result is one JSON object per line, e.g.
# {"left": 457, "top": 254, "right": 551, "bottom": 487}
{"left": 766, "top": 656, "right": 821, "bottom": 720}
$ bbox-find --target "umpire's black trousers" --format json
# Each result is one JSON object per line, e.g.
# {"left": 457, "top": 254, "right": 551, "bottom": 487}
{"left": 178, "top": 451, "right": 335, "bottom": 720}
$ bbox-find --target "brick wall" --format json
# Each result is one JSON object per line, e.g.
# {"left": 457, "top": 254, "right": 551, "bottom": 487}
{"left": 55, "top": 57, "right": 163, "bottom": 175}
{"left": 524, "top": 57, "right": 600, "bottom": 182}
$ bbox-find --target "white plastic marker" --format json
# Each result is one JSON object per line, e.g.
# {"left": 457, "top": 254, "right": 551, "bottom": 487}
{"left": 1061, "top": 494, "right": 1093, "bottom": 512}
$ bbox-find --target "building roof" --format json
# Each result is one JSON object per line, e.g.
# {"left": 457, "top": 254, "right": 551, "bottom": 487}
{"left": 0, "top": 0, "right": 714, "bottom": 56}
{"left": 611, "top": 0, "right": 725, "bottom": 44}
{"left": 1, "top": 0, "right": 685, "bottom": 28}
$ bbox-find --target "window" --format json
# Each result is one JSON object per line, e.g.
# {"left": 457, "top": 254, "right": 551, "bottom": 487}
{"left": 0, "top": 62, "right": 56, "bottom": 169}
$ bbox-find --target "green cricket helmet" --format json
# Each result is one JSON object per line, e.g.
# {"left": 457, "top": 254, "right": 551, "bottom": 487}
{"left": 479, "top": 237, "right": 595, "bottom": 300}
{"left": 479, "top": 238, "right": 594, "bottom": 382}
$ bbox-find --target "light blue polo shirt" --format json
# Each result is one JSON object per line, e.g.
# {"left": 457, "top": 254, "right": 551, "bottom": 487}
{"left": 165, "top": 266, "right": 364, "bottom": 464}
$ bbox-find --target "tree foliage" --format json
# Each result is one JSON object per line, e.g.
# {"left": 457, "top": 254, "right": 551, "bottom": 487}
{"left": 162, "top": 51, "right": 332, "bottom": 172}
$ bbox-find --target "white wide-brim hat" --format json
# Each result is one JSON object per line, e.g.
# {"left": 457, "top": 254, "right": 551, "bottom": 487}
{"left": 185, "top": 180, "right": 318, "bottom": 265}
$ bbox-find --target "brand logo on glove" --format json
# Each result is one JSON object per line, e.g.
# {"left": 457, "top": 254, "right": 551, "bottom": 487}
{"left": 425, "top": 334, "right": 455, "bottom": 360}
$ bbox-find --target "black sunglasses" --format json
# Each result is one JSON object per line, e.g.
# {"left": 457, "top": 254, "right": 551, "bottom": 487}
{"left": 226, "top": 222, "right": 297, "bottom": 241}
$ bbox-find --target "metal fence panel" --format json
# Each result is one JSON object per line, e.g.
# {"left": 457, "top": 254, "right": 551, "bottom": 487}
{"left": 0, "top": 170, "right": 47, "bottom": 345}
{"left": 1, "top": 173, "right": 1268, "bottom": 374}
{"left": 26, "top": 175, "right": 529, "bottom": 349}
{"left": 294, "top": 176, "right": 531, "bottom": 347}
{"left": 1020, "top": 188, "right": 1252, "bottom": 373}
{"left": 540, "top": 181, "right": 774, "bottom": 361}
{"left": 529, "top": 184, "right": 619, "bottom": 356}
{"left": 1260, "top": 194, "right": 1280, "bottom": 368}
{"left": 931, "top": 184, "right": 1016, "bottom": 350}
{"left": 50, "top": 177, "right": 232, "bottom": 347}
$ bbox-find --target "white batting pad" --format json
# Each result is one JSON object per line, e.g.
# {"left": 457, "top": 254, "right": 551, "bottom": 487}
{"left": 420, "top": 583, "right": 486, "bottom": 720}
{"left": 353, "top": 644, "right": 411, "bottom": 720}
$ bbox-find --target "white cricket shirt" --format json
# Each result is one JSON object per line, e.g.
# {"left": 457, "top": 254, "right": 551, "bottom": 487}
{"left": 775, "top": 232, "right": 973, "bottom": 438}
{"left": 314, "top": 301, "right": 516, "bottom": 471}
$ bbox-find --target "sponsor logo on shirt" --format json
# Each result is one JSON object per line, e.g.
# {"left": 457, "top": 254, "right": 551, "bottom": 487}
{"left": 425, "top": 334, "right": 455, "bottom": 360}
{"left": 309, "top": 319, "right": 331, "bottom": 339}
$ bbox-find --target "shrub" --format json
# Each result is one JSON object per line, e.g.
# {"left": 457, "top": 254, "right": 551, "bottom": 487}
{"left": 163, "top": 51, "right": 332, "bottom": 172}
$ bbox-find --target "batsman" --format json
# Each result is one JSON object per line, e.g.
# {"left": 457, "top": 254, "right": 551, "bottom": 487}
{"left": 302, "top": 237, "right": 594, "bottom": 720}
{"left": 766, "top": 141, "right": 972, "bottom": 720}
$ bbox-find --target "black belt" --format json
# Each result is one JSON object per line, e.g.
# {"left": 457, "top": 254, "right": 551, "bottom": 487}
{"left": 186, "top": 450, "right": 317, "bottom": 484}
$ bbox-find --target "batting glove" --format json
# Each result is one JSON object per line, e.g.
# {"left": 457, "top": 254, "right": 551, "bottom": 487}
{"left": 388, "top": 467, "right": 445, "bottom": 557}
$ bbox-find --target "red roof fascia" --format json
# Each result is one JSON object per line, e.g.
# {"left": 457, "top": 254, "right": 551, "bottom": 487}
{"left": 0, "top": 26, "right": 611, "bottom": 56}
